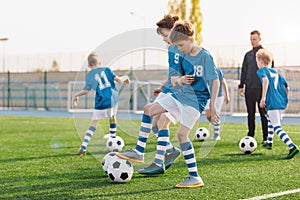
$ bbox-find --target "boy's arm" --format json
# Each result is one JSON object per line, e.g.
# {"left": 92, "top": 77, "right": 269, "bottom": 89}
{"left": 260, "top": 76, "right": 269, "bottom": 108}
{"left": 222, "top": 78, "right": 230, "bottom": 104}
{"left": 154, "top": 80, "right": 167, "bottom": 96}
{"left": 210, "top": 78, "right": 220, "bottom": 123}
{"left": 73, "top": 90, "right": 89, "bottom": 106}
{"left": 114, "top": 75, "right": 130, "bottom": 87}
{"left": 286, "top": 86, "right": 290, "bottom": 95}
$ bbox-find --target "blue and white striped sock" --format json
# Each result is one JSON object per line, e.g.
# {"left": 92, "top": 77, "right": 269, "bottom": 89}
{"left": 166, "top": 142, "right": 174, "bottom": 154}
{"left": 135, "top": 114, "right": 152, "bottom": 154}
{"left": 152, "top": 125, "right": 158, "bottom": 138}
{"left": 110, "top": 123, "right": 117, "bottom": 137}
{"left": 154, "top": 130, "right": 169, "bottom": 166}
{"left": 213, "top": 122, "right": 221, "bottom": 139}
{"left": 81, "top": 126, "right": 96, "bottom": 150}
{"left": 152, "top": 125, "right": 173, "bottom": 153}
{"left": 180, "top": 141, "right": 199, "bottom": 177}
{"left": 274, "top": 126, "right": 295, "bottom": 149}
{"left": 267, "top": 116, "right": 274, "bottom": 144}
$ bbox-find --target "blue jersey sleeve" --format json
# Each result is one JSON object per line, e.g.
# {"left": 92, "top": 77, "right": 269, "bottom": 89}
{"left": 218, "top": 68, "right": 224, "bottom": 81}
{"left": 257, "top": 68, "right": 267, "bottom": 83}
{"left": 279, "top": 73, "right": 288, "bottom": 88}
{"left": 105, "top": 68, "right": 116, "bottom": 81}
{"left": 204, "top": 53, "right": 218, "bottom": 81}
{"left": 83, "top": 73, "right": 93, "bottom": 91}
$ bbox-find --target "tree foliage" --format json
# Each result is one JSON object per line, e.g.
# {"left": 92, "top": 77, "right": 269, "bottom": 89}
{"left": 168, "top": 0, "right": 203, "bottom": 44}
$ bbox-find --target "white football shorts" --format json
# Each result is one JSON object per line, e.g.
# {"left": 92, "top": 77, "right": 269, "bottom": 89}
{"left": 154, "top": 92, "right": 176, "bottom": 124}
{"left": 156, "top": 93, "right": 200, "bottom": 130}
{"left": 267, "top": 109, "right": 283, "bottom": 127}
{"left": 92, "top": 106, "right": 118, "bottom": 120}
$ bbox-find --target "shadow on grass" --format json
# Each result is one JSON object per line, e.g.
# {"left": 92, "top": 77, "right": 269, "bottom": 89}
{"left": 0, "top": 153, "right": 75, "bottom": 163}
{"left": 164, "top": 152, "right": 286, "bottom": 170}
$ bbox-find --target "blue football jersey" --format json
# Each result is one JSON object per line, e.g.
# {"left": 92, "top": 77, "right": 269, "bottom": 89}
{"left": 162, "top": 45, "right": 183, "bottom": 94}
{"left": 257, "top": 68, "right": 288, "bottom": 110}
{"left": 172, "top": 48, "right": 219, "bottom": 112}
{"left": 208, "top": 68, "right": 224, "bottom": 97}
{"left": 83, "top": 67, "right": 118, "bottom": 109}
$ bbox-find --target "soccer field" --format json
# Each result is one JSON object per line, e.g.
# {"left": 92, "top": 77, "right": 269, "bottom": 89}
{"left": 1, "top": 116, "right": 299, "bottom": 199}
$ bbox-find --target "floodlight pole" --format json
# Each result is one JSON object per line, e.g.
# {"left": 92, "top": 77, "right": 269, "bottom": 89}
{"left": 0, "top": 37, "right": 8, "bottom": 72}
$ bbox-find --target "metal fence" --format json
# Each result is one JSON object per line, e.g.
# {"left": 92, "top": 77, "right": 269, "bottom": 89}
{"left": 1, "top": 69, "right": 300, "bottom": 115}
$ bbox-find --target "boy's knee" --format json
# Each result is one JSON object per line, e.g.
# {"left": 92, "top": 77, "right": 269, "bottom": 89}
{"left": 143, "top": 104, "right": 152, "bottom": 115}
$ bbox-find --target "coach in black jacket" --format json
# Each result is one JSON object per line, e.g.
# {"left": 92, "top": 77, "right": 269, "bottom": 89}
{"left": 238, "top": 30, "right": 274, "bottom": 145}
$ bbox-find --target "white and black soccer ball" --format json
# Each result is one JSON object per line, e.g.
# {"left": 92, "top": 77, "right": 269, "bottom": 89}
{"left": 107, "top": 156, "right": 133, "bottom": 183}
{"left": 106, "top": 136, "right": 125, "bottom": 152}
{"left": 195, "top": 127, "right": 210, "bottom": 141}
{"left": 239, "top": 136, "right": 257, "bottom": 154}
{"left": 102, "top": 152, "right": 118, "bottom": 173}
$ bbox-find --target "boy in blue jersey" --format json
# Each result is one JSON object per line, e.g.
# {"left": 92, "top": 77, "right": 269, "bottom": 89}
{"left": 138, "top": 15, "right": 183, "bottom": 174}
{"left": 74, "top": 52, "right": 130, "bottom": 156}
{"left": 256, "top": 49, "right": 299, "bottom": 159}
{"left": 205, "top": 68, "right": 230, "bottom": 140}
{"left": 118, "top": 14, "right": 183, "bottom": 175}
{"left": 118, "top": 21, "right": 220, "bottom": 188}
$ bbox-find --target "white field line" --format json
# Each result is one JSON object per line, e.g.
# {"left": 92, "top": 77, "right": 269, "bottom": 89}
{"left": 243, "top": 188, "right": 300, "bottom": 200}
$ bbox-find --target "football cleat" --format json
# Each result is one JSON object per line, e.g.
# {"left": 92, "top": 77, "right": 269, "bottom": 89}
{"left": 286, "top": 146, "right": 299, "bottom": 159}
{"left": 116, "top": 149, "right": 144, "bottom": 163}
{"left": 175, "top": 176, "right": 204, "bottom": 188}
{"left": 77, "top": 147, "right": 86, "bottom": 156}
{"left": 262, "top": 143, "right": 272, "bottom": 150}
{"left": 138, "top": 162, "right": 165, "bottom": 175}
{"left": 213, "top": 134, "right": 221, "bottom": 141}
{"left": 164, "top": 147, "right": 181, "bottom": 169}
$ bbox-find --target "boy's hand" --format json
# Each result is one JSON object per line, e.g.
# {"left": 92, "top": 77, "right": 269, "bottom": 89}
{"left": 260, "top": 98, "right": 266, "bottom": 108}
{"left": 153, "top": 87, "right": 162, "bottom": 96}
{"left": 120, "top": 76, "right": 130, "bottom": 87}
{"left": 73, "top": 97, "right": 79, "bottom": 106}
{"left": 171, "top": 76, "right": 180, "bottom": 86}
{"left": 210, "top": 105, "right": 220, "bottom": 124}
{"left": 178, "top": 75, "right": 194, "bottom": 86}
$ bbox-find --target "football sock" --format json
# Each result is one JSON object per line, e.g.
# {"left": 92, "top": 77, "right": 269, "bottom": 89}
{"left": 154, "top": 130, "right": 169, "bottom": 167}
{"left": 110, "top": 123, "right": 117, "bottom": 137}
{"left": 135, "top": 114, "right": 153, "bottom": 154}
{"left": 213, "top": 122, "right": 221, "bottom": 138}
{"left": 81, "top": 126, "right": 96, "bottom": 150}
{"left": 166, "top": 141, "right": 174, "bottom": 154}
{"left": 152, "top": 125, "right": 158, "bottom": 137}
{"left": 180, "top": 141, "right": 199, "bottom": 177}
{"left": 274, "top": 126, "right": 295, "bottom": 149}
{"left": 267, "top": 116, "right": 274, "bottom": 144}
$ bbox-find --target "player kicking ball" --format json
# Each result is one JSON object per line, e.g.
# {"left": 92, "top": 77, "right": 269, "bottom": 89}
{"left": 256, "top": 49, "right": 299, "bottom": 159}
{"left": 117, "top": 21, "right": 220, "bottom": 188}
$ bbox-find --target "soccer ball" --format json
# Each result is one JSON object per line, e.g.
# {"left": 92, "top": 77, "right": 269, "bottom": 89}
{"left": 106, "top": 136, "right": 125, "bottom": 152}
{"left": 195, "top": 127, "right": 210, "bottom": 141}
{"left": 107, "top": 156, "right": 134, "bottom": 183}
{"left": 239, "top": 136, "right": 257, "bottom": 154}
{"left": 102, "top": 152, "right": 118, "bottom": 173}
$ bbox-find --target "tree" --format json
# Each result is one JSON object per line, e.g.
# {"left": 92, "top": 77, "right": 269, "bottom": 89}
{"left": 168, "top": 0, "right": 203, "bottom": 44}
{"left": 168, "top": 0, "right": 186, "bottom": 20}
{"left": 50, "top": 60, "right": 60, "bottom": 72}
{"left": 189, "top": 0, "right": 203, "bottom": 44}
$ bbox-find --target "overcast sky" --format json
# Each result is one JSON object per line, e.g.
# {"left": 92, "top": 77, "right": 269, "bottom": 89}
{"left": 1, "top": 0, "right": 300, "bottom": 55}
{"left": 1, "top": 0, "right": 300, "bottom": 71}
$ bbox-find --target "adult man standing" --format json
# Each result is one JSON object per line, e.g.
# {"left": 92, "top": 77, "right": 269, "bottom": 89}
{"left": 238, "top": 30, "right": 273, "bottom": 145}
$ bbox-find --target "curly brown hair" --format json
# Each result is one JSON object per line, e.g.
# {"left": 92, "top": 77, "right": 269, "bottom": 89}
{"left": 156, "top": 14, "right": 179, "bottom": 35}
